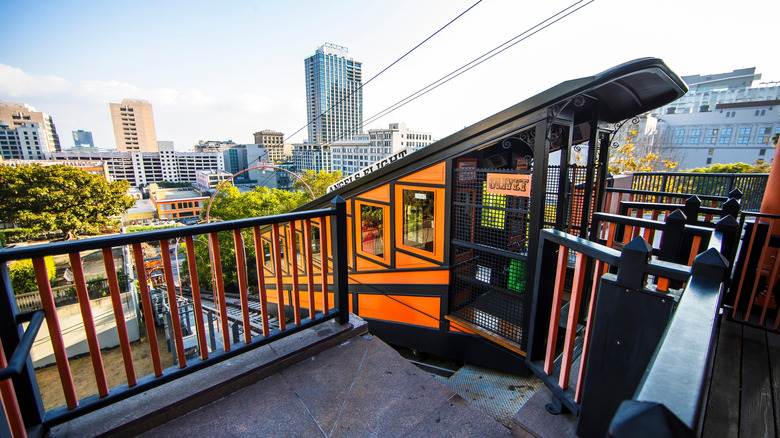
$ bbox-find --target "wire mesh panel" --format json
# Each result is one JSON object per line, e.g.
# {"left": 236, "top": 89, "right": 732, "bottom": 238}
{"left": 453, "top": 168, "right": 531, "bottom": 255}
{"left": 451, "top": 166, "right": 532, "bottom": 344}
{"left": 451, "top": 246, "right": 527, "bottom": 343}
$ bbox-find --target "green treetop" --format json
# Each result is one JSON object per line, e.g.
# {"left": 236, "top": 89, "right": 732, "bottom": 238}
{"left": 0, "top": 165, "right": 136, "bottom": 239}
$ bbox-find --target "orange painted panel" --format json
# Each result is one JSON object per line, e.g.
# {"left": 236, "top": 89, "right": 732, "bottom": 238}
{"left": 349, "top": 269, "right": 449, "bottom": 285}
{"left": 398, "top": 162, "right": 447, "bottom": 185}
{"left": 355, "top": 256, "right": 386, "bottom": 271}
{"left": 395, "top": 251, "right": 438, "bottom": 269}
{"left": 359, "top": 185, "right": 391, "bottom": 203}
{"left": 358, "top": 295, "right": 440, "bottom": 328}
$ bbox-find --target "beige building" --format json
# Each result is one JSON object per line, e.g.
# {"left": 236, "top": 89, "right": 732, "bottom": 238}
{"left": 0, "top": 101, "right": 61, "bottom": 152}
{"left": 109, "top": 99, "right": 158, "bottom": 152}
{"left": 253, "top": 129, "right": 291, "bottom": 162}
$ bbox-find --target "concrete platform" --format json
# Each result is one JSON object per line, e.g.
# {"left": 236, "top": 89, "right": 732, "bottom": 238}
{"left": 139, "top": 333, "right": 510, "bottom": 437}
{"left": 49, "top": 314, "right": 511, "bottom": 437}
{"left": 511, "top": 386, "right": 577, "bottom": 438}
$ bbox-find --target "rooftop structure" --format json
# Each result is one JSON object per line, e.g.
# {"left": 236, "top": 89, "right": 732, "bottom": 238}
{"left": 0, "top": 158, "right": 109, "bottom": 181}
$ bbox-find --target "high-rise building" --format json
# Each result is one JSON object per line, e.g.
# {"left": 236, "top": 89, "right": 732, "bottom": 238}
{"left": 0, "top": 101, "right": 61, "bottom": 152}
{"left": 72, "top": 130, "right": 94, "bottom": 148}
{"left": 253, "top": 130, "right": 291, "bottom": 162}
{"left": 0, "top": 121, "right": 52, "bottom": 160}
{"left": 109, "top": 99, "right": 158, "bottom": 153}
{"left": 304, "top": 43, "right": 363, "bottom": 145}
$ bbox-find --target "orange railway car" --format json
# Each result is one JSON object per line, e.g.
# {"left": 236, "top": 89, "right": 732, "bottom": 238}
{"left": 264, "top": 59, "right": 686, "bottom": 371}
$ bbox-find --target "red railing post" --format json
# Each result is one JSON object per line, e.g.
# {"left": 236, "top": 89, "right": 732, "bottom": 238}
{"left": 251, "top": 227, "right": 270, "bottom": 337}
{"left": 208, "top": 232, "right": 231, "bottom": 351}
{"left": 0, "top": 338, "right": 26, "bottom": 438}
{"left": 132, "top": 244, "right": 164, "bottom": 376}
{"left": 102, "top": 248, "right": 137, "bottom": 385}
{"left": 303, "top": 219, "right": 316, "bottom": 320}
{"left": 68, "top": 252, "right": 109, "bottom": 396}
{"left": 233, "top": 230, "right": 252, "bottom": 344}
{"left": 32, "top": 257, "right": 78, "bottom": 409}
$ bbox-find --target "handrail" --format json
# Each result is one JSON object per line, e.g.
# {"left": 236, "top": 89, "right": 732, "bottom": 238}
{"left": 0, "top": 310, "right": 45, "bottom": 380}
{"left": 0, "top": 198, "right": 349, "bottom": 431}
{"left": 0, "top": 207, "right": 335, "bottom": 263}
{"left": 609, "top": 249, "right": 728, "bottom": 437}
{"left": 606, "top": 187, "right": 732, "bottom": 204}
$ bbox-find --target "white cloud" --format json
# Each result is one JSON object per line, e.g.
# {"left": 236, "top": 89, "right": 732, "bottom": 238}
{"left": 0, "top": 64, "right": 71, "bottom": 97}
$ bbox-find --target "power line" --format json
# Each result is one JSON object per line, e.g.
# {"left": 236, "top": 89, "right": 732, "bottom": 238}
{"left": 283, "top": 0, "right": 484, "bottom": 143}
{"left": 313, "top": 0, "right": 594, "bottom": 150}
{"left": 360, "top": 0, "right": 594, "bottom": 130}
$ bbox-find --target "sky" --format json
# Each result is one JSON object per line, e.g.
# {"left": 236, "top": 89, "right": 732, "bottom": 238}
{"left": 1, "top": 0, "right": 779, "bottom": 151}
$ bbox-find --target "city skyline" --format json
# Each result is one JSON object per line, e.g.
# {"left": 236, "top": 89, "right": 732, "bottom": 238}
{"left": 1, "top": 0, "right": 779, "bottom": 151}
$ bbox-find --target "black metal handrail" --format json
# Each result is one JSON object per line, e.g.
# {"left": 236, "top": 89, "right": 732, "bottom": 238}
{"left": 606, "top": 187, "right": 733, "bottom": 204}
{"left": 0, "top": 197, "right": 350, "bottom": 431}
{"left": 0, "top": 311, "right": 45, "bottom": 381}
{"left": 0, "top": 207, "right": 335, "bottom": 263}
{"left": 609, "top": 248, "right": 728, "bottom": 437}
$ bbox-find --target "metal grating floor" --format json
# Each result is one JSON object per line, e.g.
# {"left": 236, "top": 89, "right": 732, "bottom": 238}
{"left": 435, "top": 364, "right": 543, "bottom": 428}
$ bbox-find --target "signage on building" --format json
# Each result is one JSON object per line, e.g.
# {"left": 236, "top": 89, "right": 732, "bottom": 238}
{"left": 485, "top": 173, "right": 531, "bottom": 197}
{"left": 327, "top": 148, "right": 409, "bottom": 193}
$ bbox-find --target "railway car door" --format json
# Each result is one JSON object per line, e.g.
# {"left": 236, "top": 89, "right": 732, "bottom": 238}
{"left": 448, "top": 127, "right": 537, "bottom": 352}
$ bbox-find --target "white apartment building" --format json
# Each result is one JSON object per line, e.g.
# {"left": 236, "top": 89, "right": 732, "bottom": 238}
{"left": 54, "top": 148, "right": 224, "bottom": 186}
{"left": 0, "top": 122, "right": 52, "bottom": 160}
{"left": 609, "top": 67, "right": 780, "bottom": 169}
{"left": 292, "top": 143, "right": 331, "bottom": 173}
{"left": 0, "top": 102, "right": 61, "bottom": 153}
{"left": 195, "top": 169, "right": 233, "bottom": 190}
{"left": 330, "top": 123, "right": 434, "bottom": 175}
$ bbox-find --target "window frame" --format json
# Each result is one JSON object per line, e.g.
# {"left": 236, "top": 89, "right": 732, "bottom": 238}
{"left": 394, "top": 184, "right": 445, "bottom": 262}
{"left": 354, "top": 200, "right": 390, "bottom": 264}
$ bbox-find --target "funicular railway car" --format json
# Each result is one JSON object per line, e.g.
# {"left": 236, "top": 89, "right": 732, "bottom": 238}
{"left": 260, "top": 58, "right": 687, "bottom": 372}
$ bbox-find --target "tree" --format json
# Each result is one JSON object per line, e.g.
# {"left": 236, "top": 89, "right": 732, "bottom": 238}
{"left": 0, "top": 165, "right": 136, "bottom": 239}
{"left": 687, "top": 160, "right": 771, "bottom": 173}
{"left": 9, "top": 257, "right": 55, "bottom": 295}
{"left": 608, "top": 126, "right": 680, "bottom": 174}
{"left": 294, "top": 170, "right": 343, "bottom": 199}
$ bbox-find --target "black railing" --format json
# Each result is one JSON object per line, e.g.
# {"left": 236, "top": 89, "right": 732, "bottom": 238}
{"left": 609, "top": 248, "right": 729, "bottom": 437}
{"left": 630, "top": 172, "right": 767, "bottom": 211}
{"left": 0, "top": 196, "right": 349, "bottom": 435}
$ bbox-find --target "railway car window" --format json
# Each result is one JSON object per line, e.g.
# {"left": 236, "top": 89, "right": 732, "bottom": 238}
{"left": 402, "top": 189, "right": 435, "bottom": 253}
{"left": 360, "top": 205, "right": 385, "bottom": 257}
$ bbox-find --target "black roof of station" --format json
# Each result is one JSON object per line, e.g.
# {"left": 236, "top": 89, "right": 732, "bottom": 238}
{"left": 299, "top": 58, "right": 687, "bottom": 209}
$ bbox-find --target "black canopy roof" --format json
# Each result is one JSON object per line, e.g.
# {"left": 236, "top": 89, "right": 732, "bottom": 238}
{"left": 299, "top": 57, "right": 687, "bottom": 209}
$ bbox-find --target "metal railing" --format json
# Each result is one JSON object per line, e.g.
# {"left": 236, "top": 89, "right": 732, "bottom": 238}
{"left": 526, "top": 215, "right": 734, "bottom": 436}
{"left": 609, "top": 241, "right": 730, "bottom": 437}
{"left": 630, "top": 171, "right": 767, "bottom": 211}
{"left": 0, "top": 196, "right": 349, "bottom": 436}
{"left": 727, "top": 211, "right": 780, "bottom": 331}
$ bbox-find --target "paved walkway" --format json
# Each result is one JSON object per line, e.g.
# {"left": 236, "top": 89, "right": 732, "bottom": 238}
{"left": 141, "top": 334, "right": 511, "bottom": 437}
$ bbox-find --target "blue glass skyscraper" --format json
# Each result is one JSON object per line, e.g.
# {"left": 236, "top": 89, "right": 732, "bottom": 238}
{"left": 304, "top": 43, "right": 363, "bottom": 144}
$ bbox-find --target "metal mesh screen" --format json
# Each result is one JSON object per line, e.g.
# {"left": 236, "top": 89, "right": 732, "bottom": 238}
{"left": 452, "top": 168, "right": 531, "bottom": 255}
{"left": 451, "top": 246, "right": 526, "bottom": 343}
